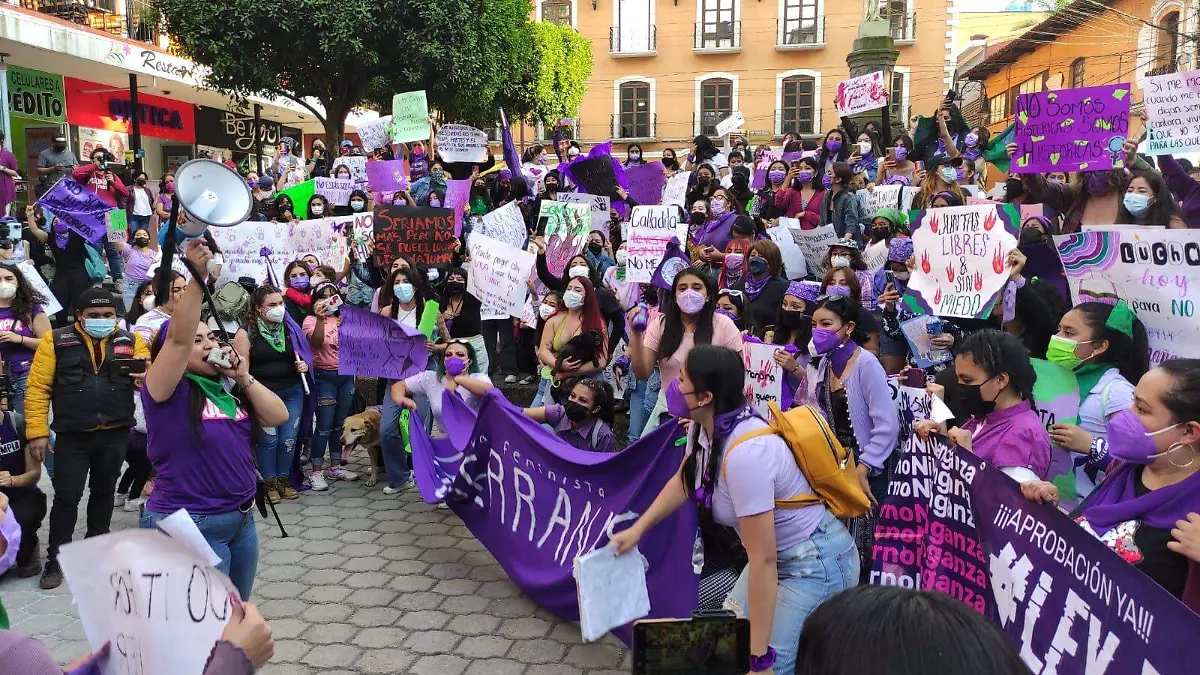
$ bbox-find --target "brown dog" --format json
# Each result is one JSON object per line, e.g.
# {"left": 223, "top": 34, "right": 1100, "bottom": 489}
{"left": 341, "top": 407, "right": 383, "bottom": 487}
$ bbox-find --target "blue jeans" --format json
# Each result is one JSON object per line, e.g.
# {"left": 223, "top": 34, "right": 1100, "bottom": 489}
{"left": 729, "top": 510, "right": 859, "bottom": 675}
{"left": 142, "top": 507, "right": 259, "bottom": 601}
{"left": 380, "top": 389, "right": 412, "bottom": 488}
{"left": 104, "top": 238, "right": 123, "bottom": 280}
{"left": 7, "top": 370, "right": 27, "bottom": 418}
{"left": 256, "top": 382, "right": 305, "bottom": 479}
{"left": 531, "top": 377, "right": 551, "bottom": 407}
{"left": 122, "top": 277, "right": 145, "bottom": 312}
{"left": 129, "top": 214, "right": 151, "bottom": 234}
{"left": 312, "top": 369, "right": 355, "bottom": 468}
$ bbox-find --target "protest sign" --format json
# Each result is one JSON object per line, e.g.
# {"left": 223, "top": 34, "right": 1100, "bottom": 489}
{"left": 626, "top": 206, "right": 686, "bottom": 283}
{"left": 563, "top": 155, "right": 620, "bottom": 198}
{"left": 1011, "top": 84, "right": 1131, "bottom": 174}
{"left": 35, "top": 178, "right": 109, "bottom": 243}
{"left": 788, "top": 222, "right": 839, "bottom": 278}
{"left": 873, "top": 434, "right": 1200, "bottom": 675}
{"left": 835, "top": 71, "right": 888, "bottom": 117}
{"left": 662, "top": 171, "right": 692, "bottom": 208}
{"left": 742, "top": 341, "right": 783, "bottom": 417}
{"left": 766, "top": 223, "right": 808, "bottom": 280}
{"left": 475, "top": 201, "right": 529, "bottom": 251}
{"left": 468, "top": 234, "right": 536, "bottom": 320}
{"left": 338, "top": 305, "right": 428, "bottom": 380}
{"left": 278, "top": 178, "right": 316, "bottom": 219}
{"left": 556, "top": 192, "right": 611, "bottom": 233}
{"left": 857, "top": 184, "right": 917, "bottom": 215}
{"left": 58, "top": 524, "right": 235, "bottom": 675}
{"left": 314, "top": 176, "right": 354, "bottom": 206}
{"left": 1029, "top": 358, "right": 1082, "bottom": 502}
{"left": 211, "top": 215, "right": 353, "bottom": 285}
{"left": 714, "top": 110, "right": 745, "bottom": 138}
{"left": 435, "top": 124, "right": 489, "bottom": 163}
{"left": 445, "top": 179, "right": 472, "bottom": 236}
{"left": 1054, "top": 227, "right": 1200, "bottom": 363}
{"left": 16, "top": 260, "right": 61, "bottom": 316}
{"left": 332, "top": 156, "right": 368, "bottom": 189}
{"left": 365, "top": 159, "right": 408, "bottom": 194}
{"left": 355, "top": 115, "right": 393, "bottom": 152}
{"left": 1141, "top": 69, "right": 1200, "bottom": 155}
{"left": 887, "top": 378, "right": 933, "bottom": 448}
{"left": 409, "top": 391, "right": 699, "bottom": 643}
{"left": 391, "top": 90, "right": 431, "bottom": 143}
{"left": 541, "top": 201, "right": 591, "bottom": 278}
{"left": 905, "top": 204, "right": 1018, "bottom": 319}
{"left": 106, "top": 208, "right": 128, "bottom": 243}
{"left": 373, "top": 206, "right": 455, "bottom": 269}
{"left": 966, "top": 196, "right": 1000, "bottom": 206}
{"left": 862, "top": 239, "right": 889, "bottom": 272}
{"left": 349, "top": 211, "right": 374, "bottom": 261}
{"left": 625, "top": 162, "right": 666, "bottom": 206}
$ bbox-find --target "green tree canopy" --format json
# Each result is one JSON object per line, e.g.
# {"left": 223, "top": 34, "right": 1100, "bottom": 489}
{"left": 500, "top": 21, "right": 594, "bottom": 128}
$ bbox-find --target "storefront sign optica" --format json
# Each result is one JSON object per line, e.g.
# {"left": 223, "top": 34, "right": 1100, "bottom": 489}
{"left": 64, "top": 77, "right": 195, "bottom": 144}
{"left": 7, "top": 65, "right": 66, "bottom": 123}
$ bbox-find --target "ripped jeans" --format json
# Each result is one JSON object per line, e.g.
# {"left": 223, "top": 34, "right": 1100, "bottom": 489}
{"left": 255, "top": 382, "right": 305, "bottom": 479}
{"left": 312, "top": 370, "right": 355, "bottom": 469}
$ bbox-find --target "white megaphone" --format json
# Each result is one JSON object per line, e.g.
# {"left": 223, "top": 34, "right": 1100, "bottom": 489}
{"left": 171, "top": 158, "right": 254, "bottom": 237}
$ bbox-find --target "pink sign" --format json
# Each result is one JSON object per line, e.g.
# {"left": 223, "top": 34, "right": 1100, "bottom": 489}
{"left": 834, "top": 71, "right": 888, "bottom": 117}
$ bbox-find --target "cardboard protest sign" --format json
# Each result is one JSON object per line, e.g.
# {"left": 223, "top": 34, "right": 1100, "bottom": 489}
{"left": 556, "top": 192, "right": 611, "bottom": 233}
{"left": 905, "top": 204, "right": 1018, "bottom": 319}
{"left": 563, "top": 155, "right": 620, "bottom": 198}
{"left": 211, "top": 215, "right": 353, "bottom": 285}
{"left": 625, "top": 162, "right": 666, "bottom": 206}
{"left": 17, "top": 259, "right": 62, "bottom": 316}
{"left": 1054, "top": 228, "right": 1200, "bottom": 363}
{"left": 787, "top": 221, "right": 839, "bottom": 278}
{"left": 1141, "top": 69, "right": 1200, "bottom": 155}
{"left": 766, "top": 223, "right": 808, "bottom": 280}
{"left": 338, "top": 305, "right": 428, "bottom": 380}
{"left": 468, "top": 234, "right": 536, "bottom": 320}
{"left": 366, "top": 159, "right": 408, "bottom": 193}
{"left": 35, "top": 178, "right": 109, "bottom": 243}
{"left": 332, "top": 156, "right": 368, "bottom": 190}
{"left": 541, "top": 201, "right": 591, "bottom": 278}
{"left": 475, "top": 201, "right": 528, "bottom": 252}
{"left": 314, "top": 176, "right": 354, "bottom": 206}
{"left": 742, "top": 341, "right": 783, "bottom": 417}
{"left": 356, "top": 115, "right": 393, "bottom": 152}
{"left": 391, "top": 90, "right": 431, "bottom": 143}
{"left": 373, "top": 206, "right": 455, "bottom": 269}
{"left": 858, "top": 184, "right": 918, "bottom": 216}
{"left": 714, "top": 110, "right": 745, "bottom": 138}
{"left": 1011, "top": 84, "right": 1131, "bottom": 174}
{"left": 862, "top": 239, "right": 888, "bottom": 272}
{"left": 349, "top": 211, "right": 374, "bottom": 262}
{"left": 662, "top": 171, "right": 691, "bottom": 208}
{"left": 277, "top": 179, "right": 316, "bottom": 219}
{"left": 626, "top": 206, "right": 686, "bottom": 283}
{"left": 835, "top": 71, "right": 888, "bottom": 117}
{"left": 445, "top": 179, "right": 471, "bottom": 236}
{"left": 106, "top": 208, "right": 128, "bottom": 243}
{"left": 435, "top": 124, "right": 489, "bottom": 163}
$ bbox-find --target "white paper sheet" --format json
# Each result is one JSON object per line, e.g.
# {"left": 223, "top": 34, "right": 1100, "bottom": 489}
{"left": 574, "top": 545, "right": 650, "bottom": 642}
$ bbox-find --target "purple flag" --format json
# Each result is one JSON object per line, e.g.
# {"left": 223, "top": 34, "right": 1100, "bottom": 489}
{"left": 1011, "top": 84, "right": 1131, "bottom": 174}
{"left": 751, "top": 168, "right": 768, "bottom": 191}
{"left": 1019, "top": 244, "right": 1070, "bottom": 305}
{"left": 365, "top": 160, "right": 408, "bottom": 193}
{"left": 499, "top": 107, "right": 523, "bottom": 185}
{"left": 625, "top": 162, "right": 666, "bottom": 206}
{"left": 650, "top": 238, "right": 691, "bottom": 290}
{"left": 336, "top": 305, "right": 429, "bottom": 380}
{"left": 445, "top": 179, "right": 471, "bottom": 236}
{"left": 873, "top": 435, "right": 1200, "bottom": 674}
{"left": 410, "top": 390, "right": 700, "bottom": 643}
{"left": 35, "top": 178, "right": 109, "bottom": 244}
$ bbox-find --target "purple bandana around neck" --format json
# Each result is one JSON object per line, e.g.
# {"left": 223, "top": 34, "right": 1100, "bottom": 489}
{"left": 825, "top": 340, "right": 858, "bottom": 379}
{"left": 962, "top": 148, "right": 982, "bottom": 162}
{"left": 742, "top": 273, "right": 772, "bottom": 300}
{"left": 1082, "top": 462, "right": 1200, "bottom": 533}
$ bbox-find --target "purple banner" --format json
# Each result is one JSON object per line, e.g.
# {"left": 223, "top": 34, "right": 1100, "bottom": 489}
{"left": 1011, "top": 84, "right": 1131, "bottom": 174}
{"left": 445, "top": 179, "right": 471, "bottom": 236}
{"left": 35, "top": 178, "right": 110, "bottom": 244}
{"left": 873, "top": 435, "right": 1200, "bottom": 674}
{"left": 336, "top": 305, "right": 428, "bottom": 380}
{"left": 410, "top": 390, "right": 700, "bottom": 643}
{"left": 365, "top": 160, "right": 408, "bottom": 194}
{"left": 625, "top": 161, "right": 666, "bottom": 206}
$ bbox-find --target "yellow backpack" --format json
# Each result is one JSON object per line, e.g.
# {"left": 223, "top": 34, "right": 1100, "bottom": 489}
{"left": 723, "top": 403, "right": 871, "bottom": 519}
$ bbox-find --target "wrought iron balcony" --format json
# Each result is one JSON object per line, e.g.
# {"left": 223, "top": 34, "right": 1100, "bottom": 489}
{"left": 694, "top": 20, "right": 740, "bottom": 52}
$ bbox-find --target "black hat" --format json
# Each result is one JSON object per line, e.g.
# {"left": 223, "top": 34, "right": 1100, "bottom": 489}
{"left": 928, "top": 155, "right": 964, "bottom": 170}
{"left": 77, "top": 287, "right": 117, "bottom": 310}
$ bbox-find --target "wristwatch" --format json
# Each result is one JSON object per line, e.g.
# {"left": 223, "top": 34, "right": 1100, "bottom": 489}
{"left": 750, "top": 646, "right": 777, "bottom": 672}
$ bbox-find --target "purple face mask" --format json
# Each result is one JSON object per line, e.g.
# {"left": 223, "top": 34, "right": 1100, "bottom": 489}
{"left": 1084, "top": 172, "right": 1111, "bottom": 196}
{"left": 445, "top": 356, "right": 467, "bottom": 377}
{"left": 665, "top": 379, "right": 696, "bottom": 419}
{"left": 894, "top": 146, "right": 909, "bottom": 161}
{"left": 676, "top": 289, "right": 706, "bottom": 315}
{"left": 715, "top": 307, "right": 739, "bottom": 323}
{"left": 826, "top": 139, "right": 842, "bottom": 153}
{"left": 821, "top": 174, "right": 834, "bottom": 190}
{"left": 809, "top": 327, "right": 843, "bottom": 355}
{"left": 964, "top": 132, "right": 980, "bottom": 147}
{"left": 768, "top": 170, "right": 787, "bottom": 185}
{"left": 796, "top": 170, "right": 814, "bottom": 184}
{"left": 825, "top": 284, "right": 852, "bottom": 298}
{"left": 1105, "top": 408, "right": 1181, "bottom": 464}
{"left": 955, "top": 167, "right": 966, "bottom": 182}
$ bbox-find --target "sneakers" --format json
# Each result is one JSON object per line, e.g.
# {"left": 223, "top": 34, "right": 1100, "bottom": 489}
{"left": 123, "top": 497, "right": 143, "bottom": 513}
{"left": 504, "top": 374, "right": 518, "bottom": 384}
{"left": 382, "top": 479, "right": 413, "bottom": 495}
{"left": 40, "top": 560, "right": 63, "bottom": 589}
{"left": 518, "top": 375, "right": 535, "bottom": 385}
{"left": 113, "top": 493, "right": 127, "bottom": 508}
{"left": 307, "top": 469, "right": 329, "bottom": 491}
{"left": 326, "top": 466, "right": 359, "bottom": 482}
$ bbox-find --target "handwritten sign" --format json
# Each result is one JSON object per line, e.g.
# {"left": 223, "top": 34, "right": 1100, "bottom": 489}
{"left": 468, "top": 234, "right": 536, "bottom": 320}
{"left": 742, "top": 341, "right": 783, "bottom": 417}
{"left": 365, "top": 159, "right": 408, "bottom": 193}
{"left": 210, "top": 214, "right": 355, "bottom": 285}
{"left": 475, "top": 201, "right": 528, "bottom": 252}
{"left": 1054, "top": 228, "right": 1200, "bottom": 363}
{"left": 714, "top": 110, "right": 745, "bottom": 138}
{"left": 356, "top": 115, "right": 393, "bottom": 152}
{"left": 787, "top": 221, "right": 839, "bottom": 279}
{"left": 541, "top": 201, "right": 590, "bottom": 278}
{"left": 858, "top": 184, "right": 918, "bottom": 216}
{"left": 435, "top": 124, "right": 489, "bottom": 163}
{"left": 331, "top": 156, "right": 368, "bottom": 191}
{"left": 862, "top": 239, "right": 889, "bottom": 272}
{"left": 373, "top": 206, "right": 455, "bottom": 269}
{"left": 556, "top": 192, "right": 611, "bottom": 233}
{"left": 391, "top": 90, "right": 431, "bottom": 143}
{"left": 626, "top": 206, "right": 686, "bottom": 284}
{"left": 835, "top": 71, "right": 888, "bottom": 117}
{"left": 625, "top": 162, "right": 666, "bottom": 206}
{"left": 906, "top": 204, "right": 1018, "bottom": 319}
{"left": 563, "top": 155, "right": 619, "bottom": 198}
{"left": 35, "top": 178, "right": 109, "bottom": 243}
{"left": 766, "top": 223, "right": 808, "bottom": 280}
{"left": 1011, "top": 84, "right": 1130, "bottom": 174}
{"left": 107, "top": 208, "right": 128, "bottom": 243}
{"left": 662, "top": 171, "right": 691, "bottom": 209}
{"left": 17, "top": 259, "right": 62, "bottom": 316}
{"left": 338, "top": 305, "right": 429, "bottom": 380}
{"left": 1141, "top": 69, "right": 1200, "bottom": 155}
{"left": 314, "top": 177, "right": 354, "bottom": 206}
{"left": 445, "top": 179, "right": 472, "bottom": 236}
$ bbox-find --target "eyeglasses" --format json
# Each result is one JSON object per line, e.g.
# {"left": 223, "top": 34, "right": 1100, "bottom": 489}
{"left": 815, "top": 293, "right": 853, "bottom": 304}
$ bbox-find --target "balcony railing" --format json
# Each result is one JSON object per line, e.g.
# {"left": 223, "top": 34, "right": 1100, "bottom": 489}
{"left": 694, "top": 20, "right": 741, "bottom": 52}
{"left": 20, "top": 0, "right": 174, "bottom": 50}
{"left": 891, "top": 12, "right": 917, "bottom": 43}
{"left": 694, "top": 111, "right": 732, "bottom": 137}
{"left": 611, "top": 114, "right": 657, "bottom": 140}
{"left": 777, "top": 17, "right": 824, "bottom": 48}
{"left": 609, "top": 25, "right": 656, "bottom": 55}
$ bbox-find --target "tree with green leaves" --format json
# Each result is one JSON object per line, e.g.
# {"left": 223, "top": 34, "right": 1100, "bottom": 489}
{"left": 499, "top": 21, "right": 594, "bottom": 128}
{"left": 153, "top": 0, "right": 534, "bottom": 146}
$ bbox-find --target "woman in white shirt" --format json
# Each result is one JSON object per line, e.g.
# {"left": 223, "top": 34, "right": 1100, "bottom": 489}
{"left": 391, "top": 340, "right": 492, "bottom": 439}
{"left": 127, "top": 171, "right": 155, "bottom": 235}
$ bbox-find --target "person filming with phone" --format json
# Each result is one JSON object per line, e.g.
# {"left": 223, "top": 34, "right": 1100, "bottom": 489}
{"left": 72, "top": 148, "right": 128, "bottom": 208}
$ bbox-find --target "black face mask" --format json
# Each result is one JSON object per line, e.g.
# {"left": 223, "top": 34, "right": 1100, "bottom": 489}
{"left": 778, "top": 310, "right": 806, "bottom": 330}
{"left": 698, "top": 176, "right": 711, "bottom": 185}
{"left": 545, "top": 182, "right": 559, "bottom": 192}
{"left": 134, "top": 238, "right": 149, "bottom": 248}
{"left": 871, "top": 227, "right": 890, "bottom": 242}
{"left": 1019, "top": 227, "right": 1046, "bottom": 245}
{"left": 588, "top": 242, "right": 603, "bottom": 255}
{"left": 444, "top": 281, "right": 466, "bottom": 296}
{"left": 663, "top": 158, "right": 678, "bottom": 170}
{"left": 732, "top": 176, "right": 749, "bottom": 189}
{"left": 563, "top": 400, "right": 592, "bottom": 423}
{"left": 689, "top": 212, "right": 706, "bottom": 224}
{"left": 958, "top": 378, "right": 998, "bottom": 419}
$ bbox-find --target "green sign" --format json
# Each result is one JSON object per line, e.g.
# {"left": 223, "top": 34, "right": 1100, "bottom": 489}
{"left": 107, "top": 209, "right": 128, "bottom": 243}
{"left": 7, "top": 65, "right": 66, "bottom": 123}
{"left": 391, "top": 90, "right": 430, "bottom": 143}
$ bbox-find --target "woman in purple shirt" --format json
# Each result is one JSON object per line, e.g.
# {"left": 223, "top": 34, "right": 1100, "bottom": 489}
{"left": 140, "top": 241, "right": 288, "bottom": 600}
{"left": 522, "top": 377, "right": 617, "bottom": 453}
{"left": 0, "top": 263, "right": 52, "bottom": 415}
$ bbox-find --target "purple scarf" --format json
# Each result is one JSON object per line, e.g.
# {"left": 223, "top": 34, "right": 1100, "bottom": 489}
{"left": 695, "top": 212, "right": 738, "bottom": 250}
{"left": 1082, "top": 463, "right": 1200, "bottom": 532}
{"left": 825, "top": 340, "right": 858, "bottom": 379}
{"left": 742, "top": 273, "right": 771, "bottom": 300}
{"left": 693, "top": 405, "right": 761, "bottom": 508}
{"left": 52, "top": 218, "right": 70, "bottom": 249}
{"left": 963, "top": 147, "right": 982, "bottom": 162}
{"left": 853, "top": 152, "right": 876, "bottom": 175}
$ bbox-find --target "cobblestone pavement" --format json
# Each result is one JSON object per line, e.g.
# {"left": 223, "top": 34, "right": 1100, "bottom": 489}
{"left": 0, "top": 455, "right": 631, "bottom": 675}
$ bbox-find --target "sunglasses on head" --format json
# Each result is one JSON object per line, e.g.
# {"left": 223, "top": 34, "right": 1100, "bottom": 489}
{"left": 720, "top": 289, "right": 744, "bottom": 298}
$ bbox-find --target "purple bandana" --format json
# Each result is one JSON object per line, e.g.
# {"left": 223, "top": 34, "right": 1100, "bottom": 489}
{"left": 743, "top": 273, "right": 772, "bottom": 300}
{"left": 1083, "top": 462, "right": 1200, "bottom": 533}
{"left": 826, "top": 340, "right": 858, "bottom": 379}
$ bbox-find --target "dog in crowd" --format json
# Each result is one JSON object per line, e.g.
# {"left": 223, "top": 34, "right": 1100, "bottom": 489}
{"left": 341, "top": 407, "right": 383, "bottom": 487}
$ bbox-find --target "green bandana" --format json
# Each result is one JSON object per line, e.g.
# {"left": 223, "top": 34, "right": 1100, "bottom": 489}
{"left": 184, "top": 373, "right": 240, "bottom": 419}
{"left": 1073, "top": 361, "right": 1111, "bottom": 403}
{"left": 615, "top": 265, "right": 625, "bottom": 281}
{"left": 257, "top": 317, "right": 286, "bottom": 353}
{"left": 1105, "top": 300, "right": 1135, "bottom": 337}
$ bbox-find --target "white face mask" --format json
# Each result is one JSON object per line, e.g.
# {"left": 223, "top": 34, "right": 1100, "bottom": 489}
{"left": 141, "top": 295, "right": 156, "bottom": 312}
{"left": 562, "top": 290, "right": 585, "bottom": 310}
{"left": 264, "top": 305, "right": 287, "bottom": 324}
{"left": 426, "top": 268, "right": 440, "bottom": 281}
{"left": 568, "top": 265, "right": 590, "bottom": 280}
{"left": 0, "top": 282, "right": 16, "bottom": 301}
{"left": 310, "top": 205, "right": 325, "bottom": 216}
{"left": 831, "top": 255, "right": 851, "bottom": 269}
{"left": 311, "top": 276, "right": 327, "bottom": 286}
{"left": 539, "top": 303, "right": 556, "bottom": 319}
{"left": 615, "top": 250, "right": 628, "bottom": 265}
{"left": 857, "top": 140, "right": 872, "bottom": 155}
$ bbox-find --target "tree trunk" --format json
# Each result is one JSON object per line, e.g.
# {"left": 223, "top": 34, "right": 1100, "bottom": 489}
{"left": 321, "top": 97, "right": 354, "bottom": 149}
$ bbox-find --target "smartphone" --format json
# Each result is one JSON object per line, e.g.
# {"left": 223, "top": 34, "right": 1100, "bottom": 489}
{"left": 885, "top": 147, "right": 897, "bottom": 160}
{"left": 901, "top": 367, "right": 928, "bottom": 389}
{"left": 111, "top": 358, "right": 147, "bottom": 376}
{"left": 632, "top": 613, "right": 750, "bottom": 675}
{"left": 5, "top": 221, "right": 21, "bottom": 240}
{"left": 884, "top": 269, "right": 896, "bottom": 288}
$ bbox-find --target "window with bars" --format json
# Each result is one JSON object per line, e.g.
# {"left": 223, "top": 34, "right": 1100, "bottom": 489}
{"left": 699, "top": 0, "right": 737, "bottom": 48}
{"left": 700, "top": 78, "right": 733, "bottom": 136}
{"left": 780, "top": 0, "right": 819, "bottom": 45}
{"left": 1069, "top": 58, "right": 1086, "bottom": 89}
{"left": 619, "top": 82, "right": 651, "bottom": 138}
{"left": 890, "top": 72, "right": 906, "bottom": 120}
{"left": 543, "top": 0, "right": 572, "bottom": 26}
{"left": 988, "top": 93, "right": 1008, "bottom": 124}
{"left": 1153, "top": 12, "right": 1180, "bottom": 74}
{"left": 780, "top": 75, "right": 815, "bottom": 136}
